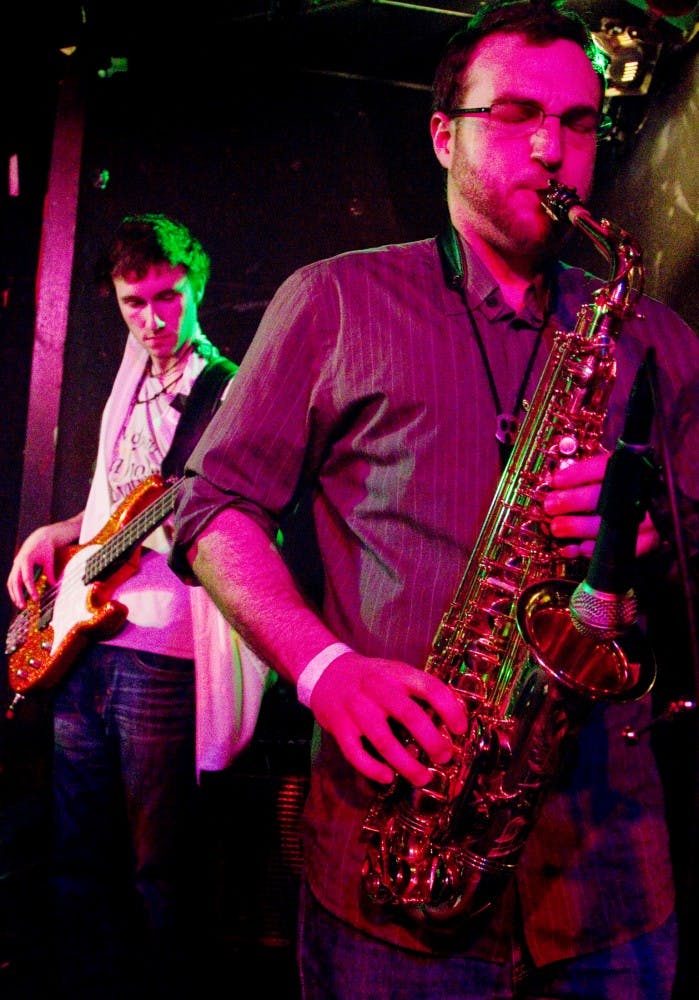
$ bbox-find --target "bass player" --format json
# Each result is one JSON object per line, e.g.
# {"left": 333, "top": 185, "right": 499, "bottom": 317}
{"left": 6, "top": 213, "right": 267, "bottom": 999}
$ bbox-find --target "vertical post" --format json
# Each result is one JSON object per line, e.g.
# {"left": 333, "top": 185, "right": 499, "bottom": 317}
{"left": 16, "top": 67, "right": 84, "bottom": 542}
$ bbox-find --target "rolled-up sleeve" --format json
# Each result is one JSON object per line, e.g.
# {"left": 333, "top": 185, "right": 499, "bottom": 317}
{"left": 170, "top": 263, "right": 336, "bottom": 581}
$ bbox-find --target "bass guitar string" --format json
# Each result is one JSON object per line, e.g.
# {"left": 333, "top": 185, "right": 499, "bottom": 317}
{"left": 6, "top": 481, "right": 181, "bottom": 663}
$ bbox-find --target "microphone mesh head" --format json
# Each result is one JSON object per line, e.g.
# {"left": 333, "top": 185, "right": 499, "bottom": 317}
{"left": 570, "top": 581, "right": 638, "bottom": 641}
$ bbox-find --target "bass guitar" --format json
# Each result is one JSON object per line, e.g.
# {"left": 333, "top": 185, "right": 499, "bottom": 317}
{"left": 5, "top": 474, "right": 182, "bottom": 714}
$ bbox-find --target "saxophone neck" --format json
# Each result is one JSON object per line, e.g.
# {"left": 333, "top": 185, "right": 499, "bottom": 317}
{"left": 543, "top": 180, "right": 644, "bottom": 319}
{"left": 580, "top": 214, "right": 644, "bottom": 319}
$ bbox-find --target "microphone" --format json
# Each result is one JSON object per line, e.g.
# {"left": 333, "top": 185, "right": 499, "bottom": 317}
{"left": 569, "top": 357, "right": 655, "bottom": 640}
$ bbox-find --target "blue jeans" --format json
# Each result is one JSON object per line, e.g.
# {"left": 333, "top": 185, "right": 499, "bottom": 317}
{"left": 298, "top": 882, "right": 678, "bottom": 1000}
{"left": 51, "top": 643, "right": 202, "bottom": 999}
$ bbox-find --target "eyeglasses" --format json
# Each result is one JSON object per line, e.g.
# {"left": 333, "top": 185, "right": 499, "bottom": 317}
{"left": 446, "top": 99, "right": 613, "bottom": 140}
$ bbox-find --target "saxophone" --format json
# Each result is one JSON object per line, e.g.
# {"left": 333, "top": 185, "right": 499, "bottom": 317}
{"left": 360, "top": 180, "right": 656, "bottom": 926}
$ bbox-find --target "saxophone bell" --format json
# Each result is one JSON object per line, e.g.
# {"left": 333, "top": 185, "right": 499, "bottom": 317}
{"left": 517, "top": 578, "right": 656, "bottom": 704}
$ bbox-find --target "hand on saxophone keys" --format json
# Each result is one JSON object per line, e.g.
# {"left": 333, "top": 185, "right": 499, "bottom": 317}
{"left": 543, "top": 452, "right": 661, "bottom": 559}
{"left": 306, "top": 650, "right": 468, "bottom": 787}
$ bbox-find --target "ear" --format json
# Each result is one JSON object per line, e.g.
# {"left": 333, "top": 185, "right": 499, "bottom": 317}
{"left": 430, "top": 111, "right": 454, "bottom": 169}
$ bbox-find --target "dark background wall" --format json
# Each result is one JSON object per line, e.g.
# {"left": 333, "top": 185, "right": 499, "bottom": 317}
{"left": 53, "top": 63, "right": 444, "bottom": 518}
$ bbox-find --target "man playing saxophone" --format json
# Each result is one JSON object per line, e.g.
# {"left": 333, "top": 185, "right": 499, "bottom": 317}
{"left": 172, "top": 1, "right": 699, "bottom": 996}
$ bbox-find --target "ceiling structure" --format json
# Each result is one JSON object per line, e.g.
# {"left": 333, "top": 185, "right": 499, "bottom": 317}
{"left": 79, "top": 2, "right": 699, "bottom": 83}
{"left": 12, "top": 1, "right": 696, "bottom": 146}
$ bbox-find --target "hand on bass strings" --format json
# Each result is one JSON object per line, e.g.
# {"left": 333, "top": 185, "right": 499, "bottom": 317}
{"left": 6, "top": 514, "right": 83, "bottom": 608}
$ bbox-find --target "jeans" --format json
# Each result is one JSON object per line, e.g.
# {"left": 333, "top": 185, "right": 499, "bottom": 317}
{"left": 51, "top": 642, "right": 202, "bottom": 999}
{"left": 298, "top": 881, "right": 678, "bottom": 1000}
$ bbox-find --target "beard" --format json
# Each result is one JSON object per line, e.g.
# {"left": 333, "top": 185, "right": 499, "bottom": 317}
{"left": 450, "top": 156, "right": 569, "bottom": 264}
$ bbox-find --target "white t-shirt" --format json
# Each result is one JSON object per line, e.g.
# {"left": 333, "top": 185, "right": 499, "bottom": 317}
{"left": 101, "top": 351, "right": 206, "bottom": 659}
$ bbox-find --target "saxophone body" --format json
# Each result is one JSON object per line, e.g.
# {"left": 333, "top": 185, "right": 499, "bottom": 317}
{"left": 360, "top": 181, "right": 656, "bottom": 926}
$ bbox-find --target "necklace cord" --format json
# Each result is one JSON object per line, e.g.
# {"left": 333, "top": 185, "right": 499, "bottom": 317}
{"left": 135, "top": 370, "right": 186, "bottom": 404}
{"left": 135, "top": 347, "right": 193, "bottom": 404}
{"left": 437, "top": 224, "right": 547, "bottom": 465}
{"left": 462, "top": 302, "right": 546, "bottom": 423}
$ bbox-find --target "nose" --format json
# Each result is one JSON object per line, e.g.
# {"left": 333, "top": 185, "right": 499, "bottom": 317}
{"left": 145, "top": 306, "right": 166, "bottom": 331}
{"left": 530, "top": 116, "right": 563, "bottom": 168}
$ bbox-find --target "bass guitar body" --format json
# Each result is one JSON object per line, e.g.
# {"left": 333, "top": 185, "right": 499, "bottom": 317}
{"left": 6, "top": 475, "right": 175, "bottom": 697}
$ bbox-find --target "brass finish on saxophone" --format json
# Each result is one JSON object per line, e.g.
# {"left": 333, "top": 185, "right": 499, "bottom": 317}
{"left": 360, "top": 180, "right": 656, "bottom": 926}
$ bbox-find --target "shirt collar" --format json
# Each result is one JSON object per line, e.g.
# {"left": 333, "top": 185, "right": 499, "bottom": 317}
{"left": 459, "top": 237, "right": 555, "bottom": 331}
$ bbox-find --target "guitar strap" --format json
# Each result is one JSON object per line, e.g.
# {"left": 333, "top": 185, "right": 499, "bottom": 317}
{"left": 161, "top": 356, "right": 238, "bottom": 480}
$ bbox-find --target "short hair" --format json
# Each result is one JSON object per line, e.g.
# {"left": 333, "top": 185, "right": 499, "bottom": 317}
{"left": 98, "top": 213, "right": 211, "bottom": 299}
{"left": 432, "top": 0, "right": 608, "bottom": 114}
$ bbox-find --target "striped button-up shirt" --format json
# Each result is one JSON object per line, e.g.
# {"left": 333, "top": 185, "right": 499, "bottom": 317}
{"left": 174, "top": 236, "right": 698, "bottom": 962}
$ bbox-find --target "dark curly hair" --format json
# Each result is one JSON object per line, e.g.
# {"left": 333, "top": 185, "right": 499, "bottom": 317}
{"left": 432, "top": 0, "right": 608, "bottom": 114}
{"left": 97, "top": 213, "right": 211, "bottom": 300}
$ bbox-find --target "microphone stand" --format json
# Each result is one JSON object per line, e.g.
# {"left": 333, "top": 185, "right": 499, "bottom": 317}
{"left": 645, "top": 348, "right": 699, "bottom": 1000}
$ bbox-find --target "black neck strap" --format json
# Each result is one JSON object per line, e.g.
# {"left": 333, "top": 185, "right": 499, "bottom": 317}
{"left": 436, "top": 223, "right": 546, "bottom": 468}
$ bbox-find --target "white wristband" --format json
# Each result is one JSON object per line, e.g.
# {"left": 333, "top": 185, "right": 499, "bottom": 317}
{"left": 296, "top": 642, "right": 353, "bottom": 708}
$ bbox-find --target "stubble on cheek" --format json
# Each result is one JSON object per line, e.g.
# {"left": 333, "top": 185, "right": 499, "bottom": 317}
{"left": 451, "top": 157, "right": 557, "bottom": 258}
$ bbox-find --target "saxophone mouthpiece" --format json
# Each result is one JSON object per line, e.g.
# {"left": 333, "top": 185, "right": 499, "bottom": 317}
{"left": 541, "top": 180, "right": 584, "bottom": 225}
